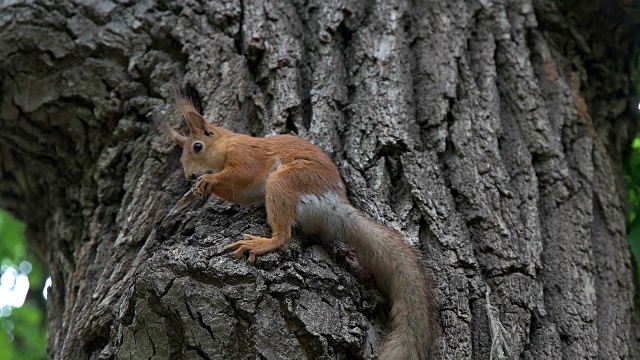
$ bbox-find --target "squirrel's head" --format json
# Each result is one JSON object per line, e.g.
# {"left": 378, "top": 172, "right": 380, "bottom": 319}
{"left": 152, "top": 89, "right": 227, "bottom": 181}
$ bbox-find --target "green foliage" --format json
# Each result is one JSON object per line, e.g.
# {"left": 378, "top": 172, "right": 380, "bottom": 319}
{"left": 624, "top": 136, "right": 640, "bottom": 286}
{"left": 0, "top": 305, "right": 47, "bottom": 360}
{"left": 0, "top": 209, "right": 47, "bottom": 360}
{"left": 0, "top": 210, "right": 26, "bottom": 263}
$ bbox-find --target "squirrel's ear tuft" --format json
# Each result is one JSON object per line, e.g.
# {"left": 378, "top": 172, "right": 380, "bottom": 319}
{"left": 171, "top": 86, "right": 200, "bottom": 120}
{"left": 151, "top": 113, "right": 186, "bottom": 146}
{"left": 170, "top": 86, "right": 208, "bottom": 135}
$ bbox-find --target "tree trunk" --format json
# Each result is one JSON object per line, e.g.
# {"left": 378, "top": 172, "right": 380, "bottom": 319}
{"left": 0, "top": 0, "right": 638, "bottom": 359}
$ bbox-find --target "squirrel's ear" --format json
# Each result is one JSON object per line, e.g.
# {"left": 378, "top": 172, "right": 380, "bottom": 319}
{"left": 185, "top": 111, "right": 208, "bottom": 134}
{"left": 170, "top": 87, "right": 208, "bottom": 135}
{"left": 171, "top": 87, "right": 200, "bottom": 120}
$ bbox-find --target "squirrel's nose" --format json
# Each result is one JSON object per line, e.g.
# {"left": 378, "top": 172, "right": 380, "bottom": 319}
{"left": 187, "top": 173, "right": 196, "bottom": 181}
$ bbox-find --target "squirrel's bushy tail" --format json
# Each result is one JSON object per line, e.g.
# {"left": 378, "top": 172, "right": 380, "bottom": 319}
{"left": 296, "top": 193, "right": 439, "bottom": 359}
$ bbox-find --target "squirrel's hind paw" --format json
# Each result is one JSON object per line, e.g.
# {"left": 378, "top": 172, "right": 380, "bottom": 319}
{"left": 225, "top": 234, "right": 287, "bottom": 263}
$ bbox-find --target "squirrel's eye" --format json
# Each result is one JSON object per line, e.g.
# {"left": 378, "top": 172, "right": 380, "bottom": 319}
{"left": 193, "top": 142, "right": 203, "bottom": 153}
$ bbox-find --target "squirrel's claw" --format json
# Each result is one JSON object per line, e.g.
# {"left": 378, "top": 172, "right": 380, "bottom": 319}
{"left": 193, "top": 175, "right": 213, "bottom": 197}
{"left": 225, "top": 234, "right": 286, "bottom": 264}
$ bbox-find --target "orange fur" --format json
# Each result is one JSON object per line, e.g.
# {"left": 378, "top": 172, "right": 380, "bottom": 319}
{"left": 154, "top": 90, "right": 439, "bottom": 359}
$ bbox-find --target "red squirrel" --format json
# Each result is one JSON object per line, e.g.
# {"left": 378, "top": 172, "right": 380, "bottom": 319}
{"left": 153, "top": 90, "right": 439, "bottom": 359}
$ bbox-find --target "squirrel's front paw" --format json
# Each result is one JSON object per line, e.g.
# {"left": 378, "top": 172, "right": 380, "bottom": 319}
{"left": 193, "top": 174, "right": 214, "bottom": 197}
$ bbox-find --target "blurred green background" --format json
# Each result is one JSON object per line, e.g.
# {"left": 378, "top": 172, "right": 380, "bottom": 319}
{"left": 624, "top": 135, "right": 640, "bottom": 288}
{"left": 0, "top": 209, "right": 48, "bottom": 360}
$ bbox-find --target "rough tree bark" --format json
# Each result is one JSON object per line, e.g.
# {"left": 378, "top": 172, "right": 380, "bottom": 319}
{"left": 0, "top": 0, "right": 638, "bottom": 359}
